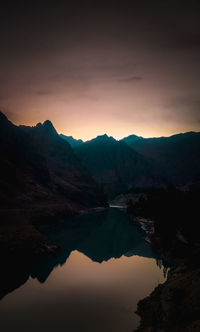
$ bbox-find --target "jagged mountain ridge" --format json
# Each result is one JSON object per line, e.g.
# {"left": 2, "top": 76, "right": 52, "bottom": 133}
{"left": 64, "top": 131, "right": 200, "bottom": 195}
{"left": 0, "top": 112, "right": 107, "bottom": 215}
{"left": 60, "top": 134, "right": 83, "bottom": 147}
{"left": 73, "top": 134, "right": 157, "bottom": 196}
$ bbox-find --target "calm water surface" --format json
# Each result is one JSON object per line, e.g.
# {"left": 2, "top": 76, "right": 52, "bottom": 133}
{"left": 0, "top": 208, "right": 166, "bottom": 332}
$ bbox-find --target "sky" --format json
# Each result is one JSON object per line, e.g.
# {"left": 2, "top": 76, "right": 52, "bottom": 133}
{"left": 0, "top": 1, "right": 200, "bottom": 140}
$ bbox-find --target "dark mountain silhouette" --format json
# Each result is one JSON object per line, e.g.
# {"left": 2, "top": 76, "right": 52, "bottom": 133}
{"left": 60, "top": 134, "right": 83, "bottom": 147}
{"left": 0, "top": 111, "right": 106, "bottom": 212}
{"left": 0, "top": 112, "right": 49, "bottom": 207}
{"left": 19, "top": 121, "right": 108, "bottom": 209}
{"left": 122, "top": 132, "right": 200, "bottom": 187}
{"left": 122, "top": 134, "right": 143, "bottom": 144}
{"left": 0, "top": 111, "right": 107, "bottom": 260}
{"left": 74, "top": 134, "right": 157, "bottom": 197}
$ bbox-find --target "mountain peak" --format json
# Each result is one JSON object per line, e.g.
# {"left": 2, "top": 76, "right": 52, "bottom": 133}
{"left": 36, "top": 122, "right": 42, "bottom": 128}
{"left": 123, "top": 134, "right": 143, "bottom": 142}
{"left": 43, "top": 119, "right": 54, "bottom": 128}
{"left": 42, "top": 120, "right": 58, "bottom": 135}
{"left": 95, "top": 134, "right": 115, "bottom": 142}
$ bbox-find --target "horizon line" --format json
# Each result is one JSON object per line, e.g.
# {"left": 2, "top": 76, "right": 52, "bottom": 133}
{"left": 2, "top": 111, "right": 199, "bottom": 142}
{"left": 59, "top": 130, "right": 199, "bottom": 143}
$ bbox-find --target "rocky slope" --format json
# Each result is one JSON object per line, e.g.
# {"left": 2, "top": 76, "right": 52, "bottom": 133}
{"left": 0, "top": 111, "right": 107, "bottom": 260}
{"left": 74, "top": 134, "right": 158, "bottom": 197}
{"left": 127, "top": 188, "right": 200, "bottom": 331}
{"left": 122, "top": 132, "right": 200, "bottom": 187}
{"left": 60, "top": 133, "right": 83, "bottom": 147}
{"left": 136, "top": 263, "right": 200, "bottom": 331}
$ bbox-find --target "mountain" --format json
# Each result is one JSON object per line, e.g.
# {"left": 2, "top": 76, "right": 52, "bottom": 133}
{"left": 122, "top": 134, "right": 143, "bottom": 144}
{"left": 122, "top": 132, "right": 200, "bottom": 187}
{"left": 16, "top": 119, "right": 107, "bottom": 213}
{"left": 60, "top": 134, "right": 83, "bottom": 147}
{"left": 0, "top": 112, "right": 48, "bottom": 207}
{"left": 74, "top": 134, "right": 157, "bottom": 197}
{"left": 0, "top": 111, "right": 107, "bottom": 259}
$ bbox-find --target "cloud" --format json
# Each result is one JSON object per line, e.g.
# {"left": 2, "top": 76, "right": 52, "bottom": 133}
{"left": 118, "top": 76, "right": 143, "bottom": 83}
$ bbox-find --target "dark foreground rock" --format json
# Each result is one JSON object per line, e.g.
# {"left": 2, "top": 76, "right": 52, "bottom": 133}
{"left": 126, "top": 188, "right": 200, "bottom": 331}
{"left": 136, "top": 264, "right": 200, "bottom": 331}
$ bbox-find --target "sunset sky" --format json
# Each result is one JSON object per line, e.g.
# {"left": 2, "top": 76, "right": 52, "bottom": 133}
{"left": 0, "top": 1, "right": 200, "bottom": 140}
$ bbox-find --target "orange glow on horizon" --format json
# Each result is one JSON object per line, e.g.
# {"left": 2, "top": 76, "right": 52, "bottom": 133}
{"left": 12, "top": 113, "right": 199, "bottom": 142}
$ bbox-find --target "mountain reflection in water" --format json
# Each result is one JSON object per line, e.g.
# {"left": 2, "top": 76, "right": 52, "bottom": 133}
{"left": 31, "top": 208, "right": 158, "bottom": 283}
{"left": 0, "top": 208, "right": 166, "bottom": 332}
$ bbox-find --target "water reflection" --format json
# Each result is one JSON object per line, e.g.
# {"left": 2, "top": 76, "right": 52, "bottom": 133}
{"left": 0, "top": 208, "right": 166, "bottom": 332}
{"left": 30, "top": 208, "right": 158, "bottom": 283}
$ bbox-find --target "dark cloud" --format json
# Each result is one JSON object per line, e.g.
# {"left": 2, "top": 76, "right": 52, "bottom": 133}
{"left": 119, "top": 76, "right": 143, "bottom": 83}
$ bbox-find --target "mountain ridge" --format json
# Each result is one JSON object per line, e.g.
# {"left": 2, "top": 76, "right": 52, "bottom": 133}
{"left": 121, "top": 131, "right": 200, "bottom": 188}
{"left": 59, "top": 130, "right": 200, "bottom": 147}
{"left": 60, "top": 134, "right": 83, "bottom": 147}
{"left": 0, "top": 111, "right": 107, "bottom": 261}
{"left": 73, "top": 134, "right": 157, "bottom": 197}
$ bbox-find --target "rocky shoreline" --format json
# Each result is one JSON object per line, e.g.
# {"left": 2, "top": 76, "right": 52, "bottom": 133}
{"left": 132, "top": 216, "right": 200, "bottom": 331}
{"left": 124, "top": 188, "right": 200, "bottom": 331}
{"left": 136, "top": 263, "right": 200, "bottom": 331}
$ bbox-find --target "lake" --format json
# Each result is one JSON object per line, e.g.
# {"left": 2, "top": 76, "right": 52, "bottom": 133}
{"left": 0, "top": 207, "right": 166, "bottom": 332}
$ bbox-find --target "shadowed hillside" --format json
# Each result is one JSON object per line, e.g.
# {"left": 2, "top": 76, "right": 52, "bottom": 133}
{"left": 0, "top": 111, "right": 107, "bottom": 260}
{"left": 122, "top": 132, "right": 200, "bottom": 187}
{"left": 60, "top": 134, "right": 84, "bottom": 147}
{"left": 73, "top": 134, "right": 158, "bottom": 197}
